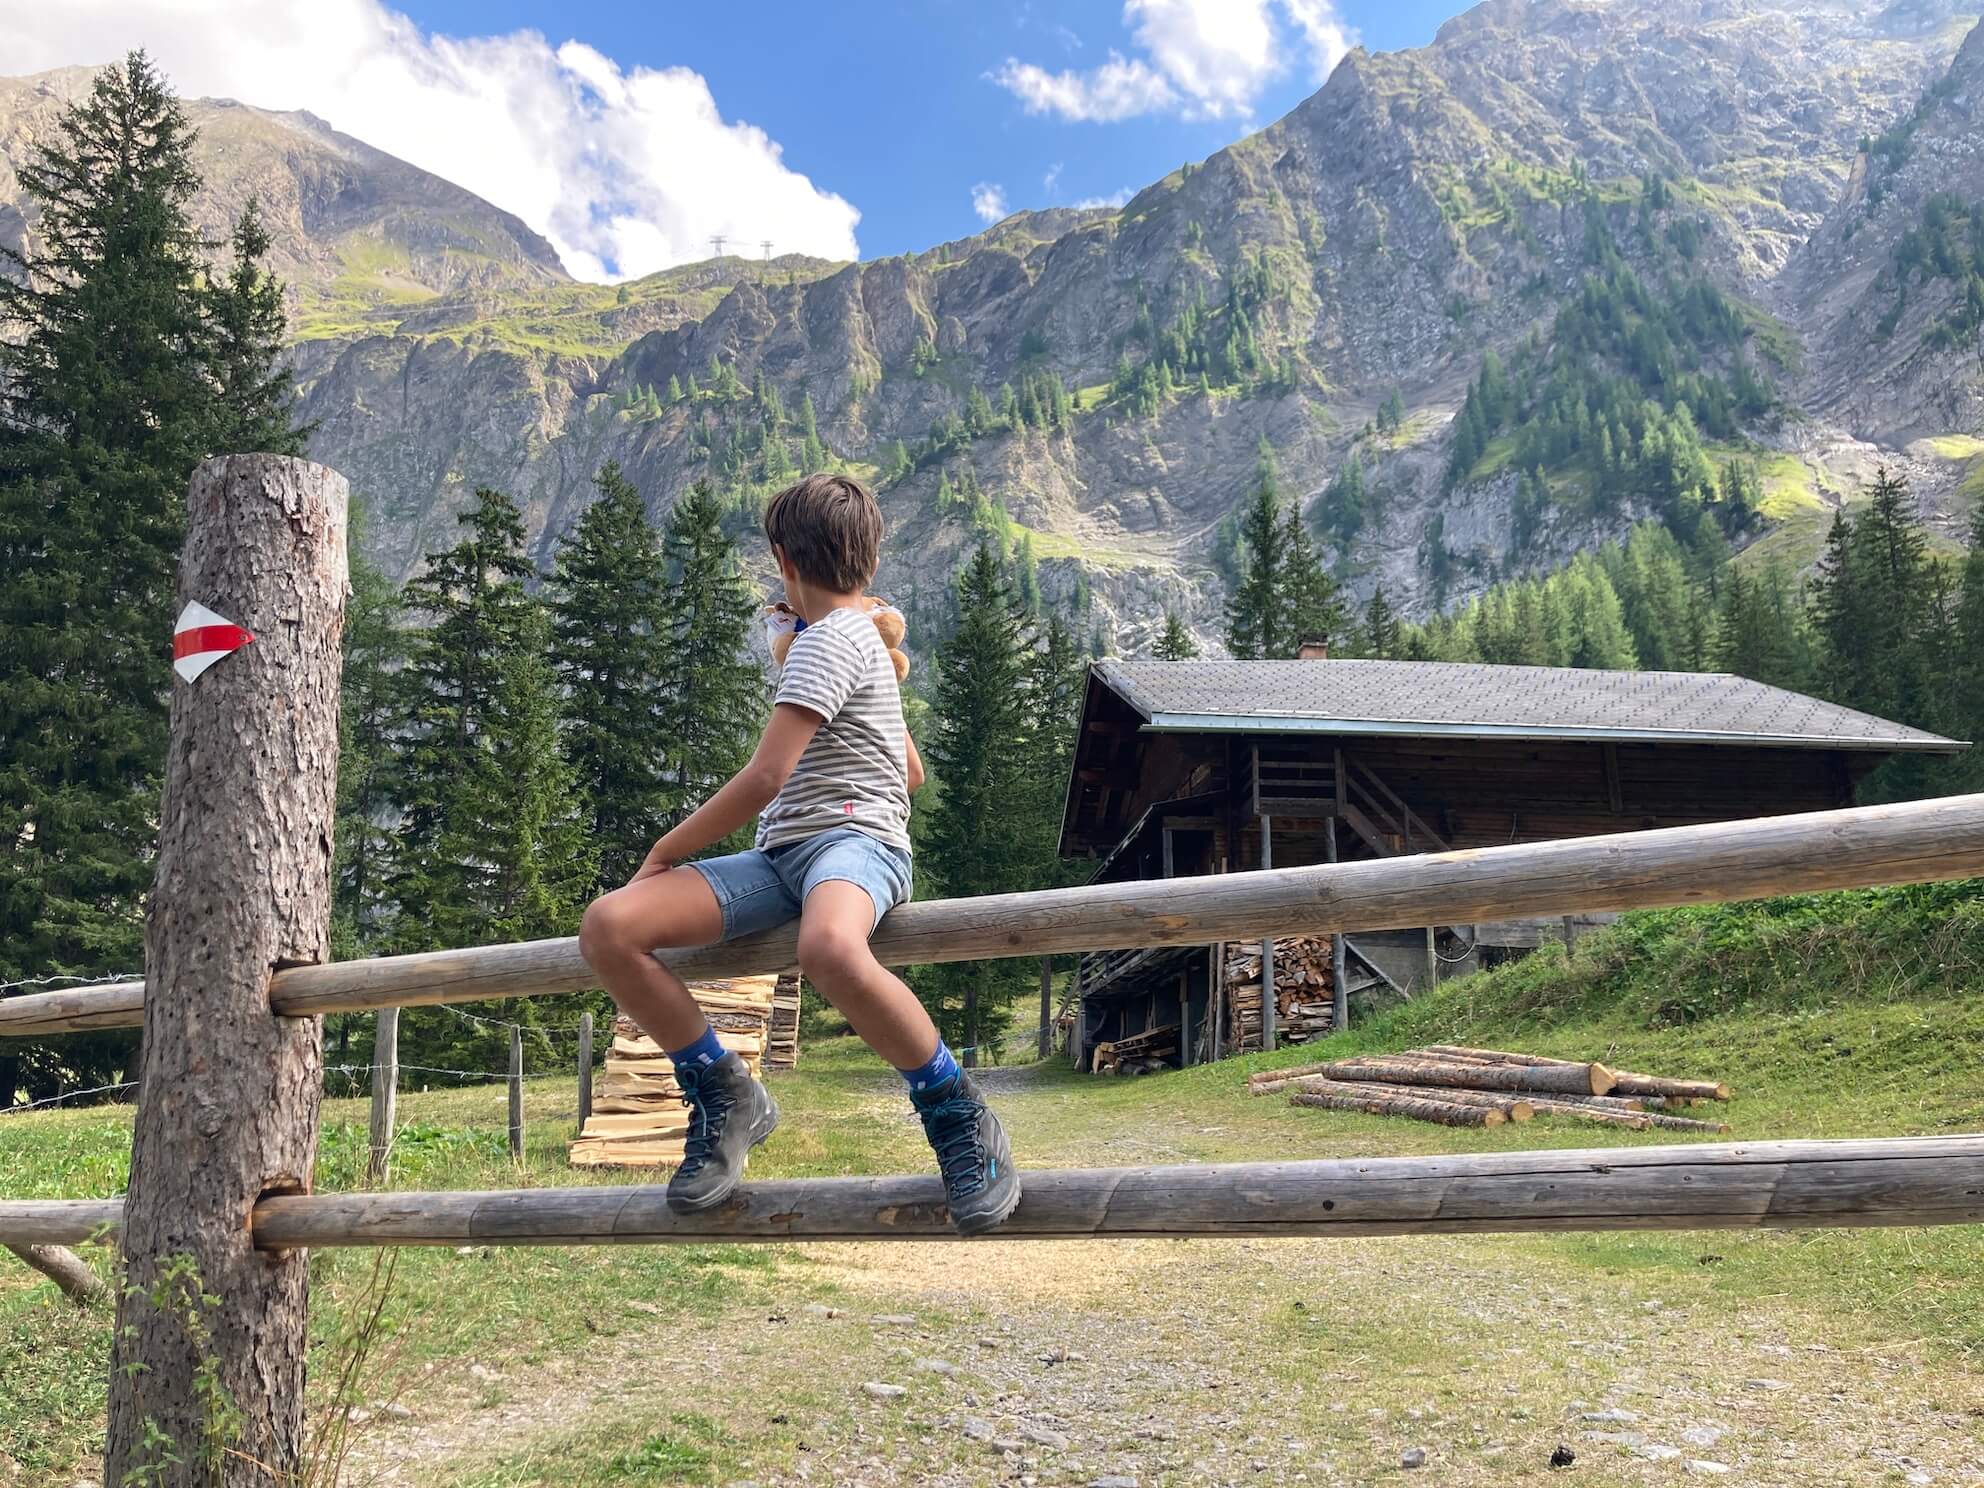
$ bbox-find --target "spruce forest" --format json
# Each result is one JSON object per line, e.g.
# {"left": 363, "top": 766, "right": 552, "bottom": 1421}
{"left": 3, "top": 40, "right": 1982, "bottom": 1106}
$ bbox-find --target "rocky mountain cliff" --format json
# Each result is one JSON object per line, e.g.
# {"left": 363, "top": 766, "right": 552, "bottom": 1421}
{"left": 5, "top": 0, "right": 1982, "bottom": 655}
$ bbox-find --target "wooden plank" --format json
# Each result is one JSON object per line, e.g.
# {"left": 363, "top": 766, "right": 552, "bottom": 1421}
{"left": 1326, "top": 819, "right": 1348, "bottom": 1033}
{"left": 577, "top": 1011, "right": 594, "bottom": 1129}
{"left": 1038, "top": 958, "right": 1053, "bottom": 1062}
{"left": 11, "top": 1137, "right": 1984, "bottom": 1248}
{"left": 10, "top": 795, "right": 1984, "bottom": 1037}
{"left": 1604, "top": 744, "right": 1625, "bottom": 814}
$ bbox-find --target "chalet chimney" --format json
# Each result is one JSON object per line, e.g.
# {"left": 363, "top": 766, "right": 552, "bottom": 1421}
{"left": 1298, "top": 638, "right": 1330, "bottom": 660}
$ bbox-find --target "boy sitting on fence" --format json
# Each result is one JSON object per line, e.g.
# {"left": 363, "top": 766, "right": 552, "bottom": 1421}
{"left": 578, "top": 472, "right": 1021, "bottom": 1235}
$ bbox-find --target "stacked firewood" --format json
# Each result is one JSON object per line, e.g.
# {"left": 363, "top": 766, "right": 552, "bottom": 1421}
{"left": 1248, "top": 1044, "right": 1732, "bottom": 1133}
{"left": 1223, "top": 936, "right": 1336, "bottom": 1052}
{"left": 568, "top": 975, "right": 776, "bottom": 1168}
{"left": 765, "top": 972, "right": 801, "bottom": 1072}
{"left": 1092, "top": 1022, "right": 1179, "bottom": 1076}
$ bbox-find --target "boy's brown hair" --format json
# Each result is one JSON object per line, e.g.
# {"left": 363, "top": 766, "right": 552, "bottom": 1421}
{"left": 763, "top": 473, "right": 882, "bottom": 593}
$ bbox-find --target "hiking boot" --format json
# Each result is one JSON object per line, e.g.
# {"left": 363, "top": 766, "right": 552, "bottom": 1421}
{"left": 668, "top": 1052, "right": 779, "bottom": 1213}
{"left": 913, "top": 1070, "right": 1022, "bottom": 1236}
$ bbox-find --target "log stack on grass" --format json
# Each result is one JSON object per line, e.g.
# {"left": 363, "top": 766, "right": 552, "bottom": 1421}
{"left": 765, "top": 972, "right": 801, "bottom": 1072}
{"left": 1091, "top": 1022, "right": 1179, "bottom": 1075}
{"left": 568, "top": 976, "right": 776, "bottom": 1168}
{"left": 1223, "top": 936, "right": 1336, "bottom": 1052}
{"left": 1250, "top": 1044, "right": 1732, "bottom": 1133}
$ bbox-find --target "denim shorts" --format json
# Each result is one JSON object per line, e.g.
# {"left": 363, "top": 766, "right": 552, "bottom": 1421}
{"left": 687, "top": 826, "right": 913, "bottom": 940}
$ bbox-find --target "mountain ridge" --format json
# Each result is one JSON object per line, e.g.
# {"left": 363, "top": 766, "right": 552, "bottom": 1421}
{"left": 4, "top": 0, "right": 1981, "bottom": 655}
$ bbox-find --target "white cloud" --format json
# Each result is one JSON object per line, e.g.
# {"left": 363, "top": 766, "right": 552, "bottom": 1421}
{"left": 990, "top": 0, "right": 1356, "bottom": 123}
{"left": 2, "top": 0, "right": 862, "bottom": 282}
{"left": 1042, "top": 161, "right": 1063, "bottom": 193}
{"left": 971, "top": 182, "right": 1010, "bottom": 224}
{"left": 989, "top": 50, "right": 1175, "bottom": 123}
{"left": 1072, "top": 187, "right": 1134, "bottom": 209}
{"left": 1281, "top": 0, "right": 1356, "bottom": 82}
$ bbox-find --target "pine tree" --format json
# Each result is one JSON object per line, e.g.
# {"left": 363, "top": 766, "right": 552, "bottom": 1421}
{"left": 798, "top": 391, "right": 826, "bottom": 470}
{"left": 1155, "top": 612, "right": 1199, "bottom": 660}
{"left": 1713, "top": 563, "right": 1811, "bottom": 691}
{"left": 917, "top": 546, "right": 1031, "bottom": 1057}
{"left": 485, "top": 605, "right": 596, "bottom": 945}
{"left": 547, "top": 462, "right": 673, "bottom": 889}
{"left": 388, "top": 487, "right": 542, "bottom": 954}
{"left": 332, "top": 539, "right": 408, "bottom": 959}
{"left": 659, "top": 481, "right": 764, "bottom": 837}
{"left": 0, "top": 54, "right": 227, "bottom": 1012}
{"left": 204, "top": 197, "right": 307, "bottom": 455}
{"left": 1950, "top": 502, "right": 1984, "bottom": 790}
{"left": 1224, "top": 443, "right": 1291, "bottom": 659}
{"left": 1363, "top": 587, "right": 1401, "bottom": 659}
{"left": 666, "top": 374, "right": 684, "bottom": 404}
{"left": 1564, "top": 556, "right": 1639, "bottom": 670}
{"left": 1284, "top": 501, "right": 1347, "bottom": 654}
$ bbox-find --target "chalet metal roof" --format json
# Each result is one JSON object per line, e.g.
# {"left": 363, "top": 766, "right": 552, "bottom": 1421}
{"left": 1093, "top": 659, "right": 1965, "bottom": 753}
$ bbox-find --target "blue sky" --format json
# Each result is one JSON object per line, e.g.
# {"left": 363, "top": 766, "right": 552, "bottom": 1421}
{"left": 383, "top": 0, "right": 1471, "bottom": 263}
{"left": 14, "top": 1, "right": 1472, "bottom": 280}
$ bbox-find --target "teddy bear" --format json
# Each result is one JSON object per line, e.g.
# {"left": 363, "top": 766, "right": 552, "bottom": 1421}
{"left": 764, "top": 595, "right": 910, "bottom": 682}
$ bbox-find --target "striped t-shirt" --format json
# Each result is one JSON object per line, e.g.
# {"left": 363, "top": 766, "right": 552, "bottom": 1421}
{"left": 758, "top": 604, "right": 912, "bottom": 853}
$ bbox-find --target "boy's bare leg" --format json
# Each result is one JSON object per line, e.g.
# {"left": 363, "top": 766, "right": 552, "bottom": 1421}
{"left": 794, "top": 881, "right": 941, "bottom": 1068}
{"left": 578, "top": 869, "right": 726, "bottom": 1051}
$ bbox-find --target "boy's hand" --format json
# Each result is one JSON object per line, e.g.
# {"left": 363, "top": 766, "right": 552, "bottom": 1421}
{"left": 628, "top": 840, "right": 677, "bottom": 884}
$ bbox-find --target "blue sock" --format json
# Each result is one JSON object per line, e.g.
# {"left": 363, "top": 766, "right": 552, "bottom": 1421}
{"left": 668, "top": 1024, "right": 726, "bottom": 1074}
{"left": 900, "top": 1040, "right": 961, "bottom": 1099}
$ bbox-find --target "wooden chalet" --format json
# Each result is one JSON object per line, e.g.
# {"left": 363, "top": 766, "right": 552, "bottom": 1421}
{"left": 1058, "top": 658, "right": 1963, "bottom": 1070}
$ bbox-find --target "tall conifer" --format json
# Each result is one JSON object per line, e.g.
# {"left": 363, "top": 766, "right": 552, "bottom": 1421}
{"left": 659, "top": 481, "right": 764, "bottom": 837}
{"left": 547, "top": 462, "right": 673, "bottom": 888}
{"left": 1224, "top": 443, "right": 1291, "bottom": 659}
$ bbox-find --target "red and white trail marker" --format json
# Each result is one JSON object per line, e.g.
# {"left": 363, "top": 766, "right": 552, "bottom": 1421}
{"left": 172, "top": 601, "right": 254, "bottom": 684}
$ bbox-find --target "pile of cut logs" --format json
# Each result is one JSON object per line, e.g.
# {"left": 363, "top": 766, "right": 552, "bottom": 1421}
{"left": 1223, "top": 936, "right": 1335, "bottom": 1052}
{"left": 765, "top": 972, "right": 801, "bottom": 1072}
{"left": 1091, "top": 1022, "right": 1179, "bottom": 1076}
{"left": 1248, "top": 1044, "right": 1732, "bottom": 1133}
{"left": 568, "top": 975, "right": 776, "bottom": 1168}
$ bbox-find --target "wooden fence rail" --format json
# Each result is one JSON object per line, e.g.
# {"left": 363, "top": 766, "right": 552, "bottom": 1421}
{"left": 7, "top": 1136, "right": 1982, "bottom": 1248}
{"left": 7, "top": 791, "right": 1984, "bottom": 1041}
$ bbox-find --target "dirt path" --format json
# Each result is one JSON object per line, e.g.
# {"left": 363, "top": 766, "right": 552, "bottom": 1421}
{"left": 336, "top": 1067, "right": 1984, "bottom": 1488}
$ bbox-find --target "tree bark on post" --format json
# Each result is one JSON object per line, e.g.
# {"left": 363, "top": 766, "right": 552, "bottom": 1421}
{"left": 105, "top": 455, "right": 347, "bottom": 1488}
{"left": 367, "top": 1006, "right": 398, "bottom": 1185}
{"left": 577, "top": 1011, "right": 594, "bottom": 1129}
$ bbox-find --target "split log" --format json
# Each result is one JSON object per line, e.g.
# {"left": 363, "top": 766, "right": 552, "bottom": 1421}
{"left": 1323, "top": 1058, "right": 1615, "bottom": 1096}
{"left": 9, "top": 1135, "right": 1984, "bottom": 1246}
{"left": 1289, "top": 1089, "right": 1506, "bottom": 1127}
{"left": 6, "top": 1242, "right": 107, "bottom": 1305}
{"left": 1412, "top": 1046, "right": 1729, "bottom": 1102}
{"left": 1247, "top": 1061, "right": 1337, "bottom": 1087}
{"left": 1610, "top": 1074, "right": 1731, "bottom": 1102}
{"left": 1518, "top": 1099, "right": 1653, "bottom": 1130}
{"left": 1290, "top": 1078, "right": 1534, "bottom": 1121}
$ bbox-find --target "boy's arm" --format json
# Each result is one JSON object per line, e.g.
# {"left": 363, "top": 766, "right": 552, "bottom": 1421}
{"left": 904, "top": 729, "right": 926, "bottom": 794}
{"left": 629, "top": 704, "right": 822, "bottom": 882}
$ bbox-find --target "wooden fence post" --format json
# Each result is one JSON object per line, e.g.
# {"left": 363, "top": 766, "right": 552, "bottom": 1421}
{"left": 1259, "top": 814, "right": 1276, "bottom": 1052}
{"left": 509, "top": 1026, "right": 525, "bottom": 1163}
{"left": 367, "top": 1006, "right": 398, "bottom": 1185}
{"left": 1326, "top": 820, "right": 1349, "bottom": 1034}
{"left": 1037, "top": 958, "right": 1053, "bottom": 1061}
{"left": 105, "top": 455, "right": 347, "bottom": 1488}
{"left": 577, "top": 1011, "right": 594, "bottom": 1128}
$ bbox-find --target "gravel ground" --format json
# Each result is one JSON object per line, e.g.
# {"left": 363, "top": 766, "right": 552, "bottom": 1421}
{"left": 332, "top": 1073, "right": 1984, "bottom": 1488}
